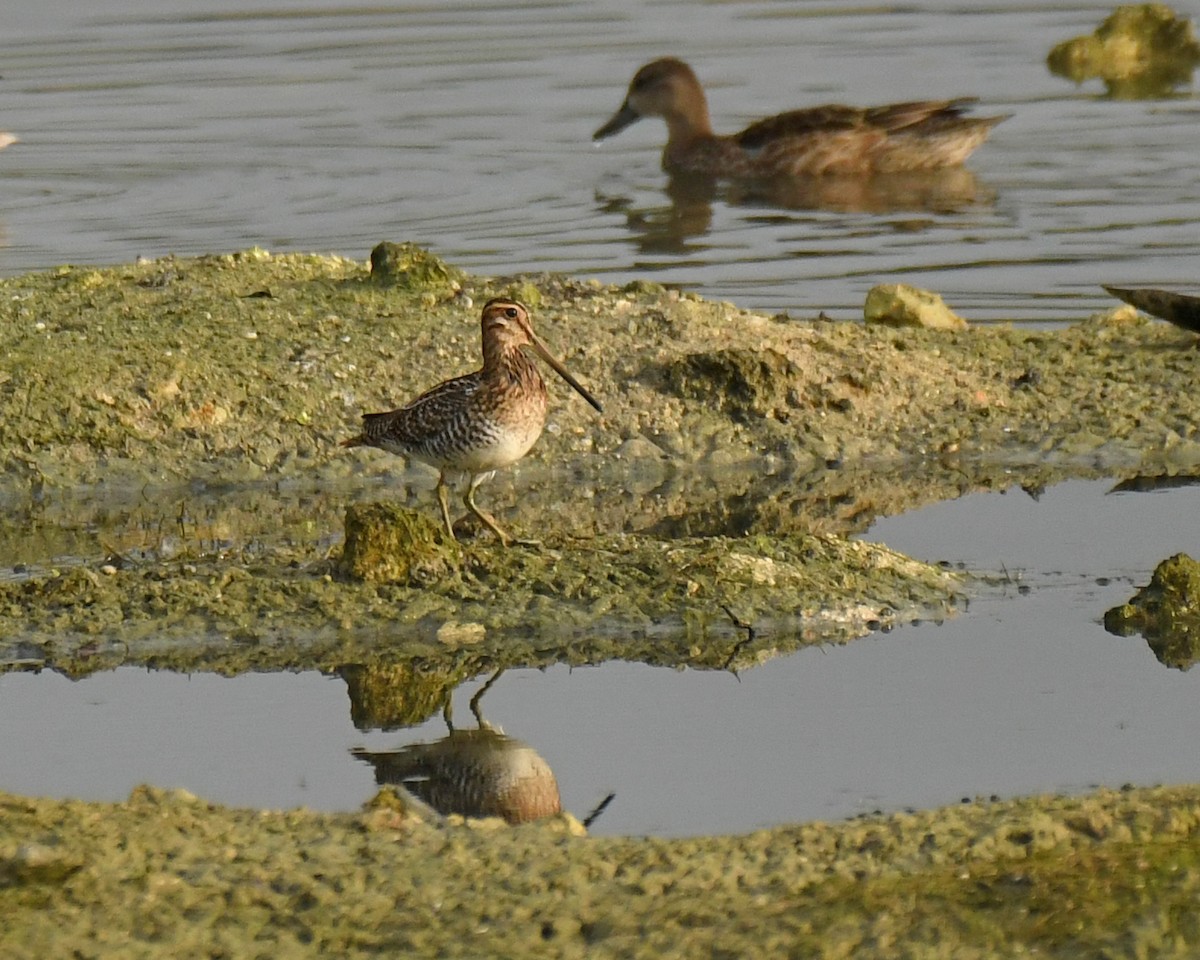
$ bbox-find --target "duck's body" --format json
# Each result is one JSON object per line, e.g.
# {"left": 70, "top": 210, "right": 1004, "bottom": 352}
{"left": 342, "top": 298, "right": 602, "bottom": 546}
{"left": 594, "top": 58, "right": 1007, "bottom": 178}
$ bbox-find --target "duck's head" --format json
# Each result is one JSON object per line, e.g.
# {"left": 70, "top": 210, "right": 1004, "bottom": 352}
{"left": 593, "top": 57, "right": 710, "bottom": 141}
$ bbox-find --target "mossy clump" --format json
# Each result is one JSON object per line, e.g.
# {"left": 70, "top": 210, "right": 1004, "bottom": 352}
{"left": 368, "top": 240, "right": 464, "bottom": 295}
{"left": 337, "top": 502, "right": 460, "bottom": 585}
{"left": 1047, "top": 3, "right": 1200, "bottom": 98}
{"left": 659, "top": 348, "right": 803, "bottom": 424}
{"left": 1104, "top": 552, "right": 1200, "bottom": 668}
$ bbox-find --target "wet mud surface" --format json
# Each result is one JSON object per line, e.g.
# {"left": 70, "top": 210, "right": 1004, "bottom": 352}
{"left": 2, "top": 249, "right": 1197, "bottom": 677}
{"left": 5, "top": 783, "right": 1200, "bottom": 958}
{"left": 4, "top": 248, "right": 1200, "bottom": 955}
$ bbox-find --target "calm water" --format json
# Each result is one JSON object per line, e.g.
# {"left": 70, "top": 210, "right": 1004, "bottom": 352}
{"left": 1, "top": 0, "right": 1198, "bottom": 321}
{"left": 3, "top": 1, "right": 1200, "bottom": 835}
{"left": 3, "top": 477, "right": 1200, "bottom": 836}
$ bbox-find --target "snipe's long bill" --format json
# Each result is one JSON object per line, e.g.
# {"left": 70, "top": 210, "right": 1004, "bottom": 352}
{"left": 342, "top": 298, "right": 602, "bottom": 546}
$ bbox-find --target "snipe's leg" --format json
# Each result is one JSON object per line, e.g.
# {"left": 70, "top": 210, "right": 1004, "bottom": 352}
{"left": 435, "top": 472, "right": 458, "bottom": 542}
{"left": 463, "top": 472, "right": 538, "bottom": 547}
{"left": 469, "top": 668, "right": 505, "bottom": 728}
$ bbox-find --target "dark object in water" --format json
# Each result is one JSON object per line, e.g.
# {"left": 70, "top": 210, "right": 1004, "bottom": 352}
{"left": 1103, "top": 285, "right": 1200, "bottom": 335}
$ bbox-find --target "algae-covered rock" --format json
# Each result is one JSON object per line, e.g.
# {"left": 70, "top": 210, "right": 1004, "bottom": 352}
{"left": 337, "top": 502, "right": 460, "bottom": 584}
{"left": 368, "top": 240, "right": 463, "bottom": 295}
{"left": 1104, "top": 552, "right": 1200, "bottom": 668}
{"left": 864, "top": 283, "right": 968, "bottom": 331}
{"left": 660, "top": 348, "right": 803, "bottom": 423}
{"left": 1047, "top": 4, "right": 1200, "bottom": 98}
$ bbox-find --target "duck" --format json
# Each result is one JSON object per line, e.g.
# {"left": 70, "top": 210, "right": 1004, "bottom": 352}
{"left": 594, "top": 57, "right": 1007, "bottom": 178}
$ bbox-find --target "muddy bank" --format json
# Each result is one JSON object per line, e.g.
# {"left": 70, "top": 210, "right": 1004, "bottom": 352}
{"left": 5, "top": 250, "right": 1200, "bottom": 955}
{"left": 1, "top": 248, "right": 1198, "bottom": 490}
{"left": 1, "top": 249, "right": 1198, "bottom": 677}
{"left": 0, "top": 525, "right": 963, "bottom": 680}
{"left": 4, "top": 783, "right": 1200, "bottom": 958}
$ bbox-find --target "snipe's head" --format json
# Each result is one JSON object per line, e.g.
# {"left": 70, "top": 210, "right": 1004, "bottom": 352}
{"left": 479, "top": 298, "right": 603, "bottom": 413}
{"left": 480, "top": 297, "right": 539, "bottom": 358}
{"left": 594, "top": 57, "right": 711, "bottom": 141}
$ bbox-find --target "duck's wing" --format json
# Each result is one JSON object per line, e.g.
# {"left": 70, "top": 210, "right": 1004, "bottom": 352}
{"left": 861, "top": 98, "right": 983, "bottom": 133}
{"left": 737, "top": 98, "right": 984, "bottom": 147}
{"left": 736, "top": 104, "right": 866, "bottom": 147}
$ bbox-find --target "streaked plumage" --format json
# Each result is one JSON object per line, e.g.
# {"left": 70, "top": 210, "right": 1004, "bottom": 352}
{"left": 341, "top": 297, "right": 602, "bottom": 546}
{"left": 594, "top": 57, "right": 1007, "bottom": 177}
{"left": 353, "top": 728, "right": 562, "bottom": 824}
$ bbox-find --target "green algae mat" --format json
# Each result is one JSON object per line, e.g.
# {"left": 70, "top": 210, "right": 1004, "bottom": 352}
{"left": 5, "top": 783, "right": 1200, "bottom": 958}
{"left": 5, "top": 247, "right": 1200, "bottom": 956}
{"left": 3, "top": 246, "right": 1199, "bottom": 678}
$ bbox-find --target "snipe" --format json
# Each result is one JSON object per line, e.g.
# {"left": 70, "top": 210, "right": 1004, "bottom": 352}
{"left": 342, "top": 298, "right": 602, "bottom": 546}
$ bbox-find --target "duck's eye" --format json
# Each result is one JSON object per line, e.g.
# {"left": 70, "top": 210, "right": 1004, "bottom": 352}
{"left": 504, "top": 307, "right": 518, "bottom": 319}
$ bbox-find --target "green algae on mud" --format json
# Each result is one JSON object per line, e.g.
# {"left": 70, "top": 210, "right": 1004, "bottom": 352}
{"left": 1105, "top": 552, "right": 1200, "bottom": 669}
{"left": 2, "top": 247, "right": 1200, "bottom": 490}
{"left": 4, "top": 783, "right": 1200, "bottom": 958}
{"left": 3, "top": 248, "right": 1200, "bottom": 678}
{"left": 0, "top": 520, "right": 963, "bottom": 680}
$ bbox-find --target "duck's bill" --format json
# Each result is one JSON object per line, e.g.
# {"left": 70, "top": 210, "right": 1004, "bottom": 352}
{"left": 593, "top": 101, "right": 641, "bottom": 141}
{"left": 531, "top": 337, "right": 604, "bottom": 413}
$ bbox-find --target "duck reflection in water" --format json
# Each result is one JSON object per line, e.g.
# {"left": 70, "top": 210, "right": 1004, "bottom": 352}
{"left": 596, "top": 167, "right": 994, "bottom": 255}
{"left": 352, "top": 670, "right": 562, "bottom": 825}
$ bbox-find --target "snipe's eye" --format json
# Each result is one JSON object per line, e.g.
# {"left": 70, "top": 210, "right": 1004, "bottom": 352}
{"left": 504, "top": 307, "right": 519, "bottom": 319}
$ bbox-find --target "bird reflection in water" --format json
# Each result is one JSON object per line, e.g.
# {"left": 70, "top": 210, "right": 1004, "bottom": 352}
{"left": 596, "top": 167, "right": 994, "bottom": 256}
{"left": 353, "top": 670, "right": 612, "bottom": 827}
